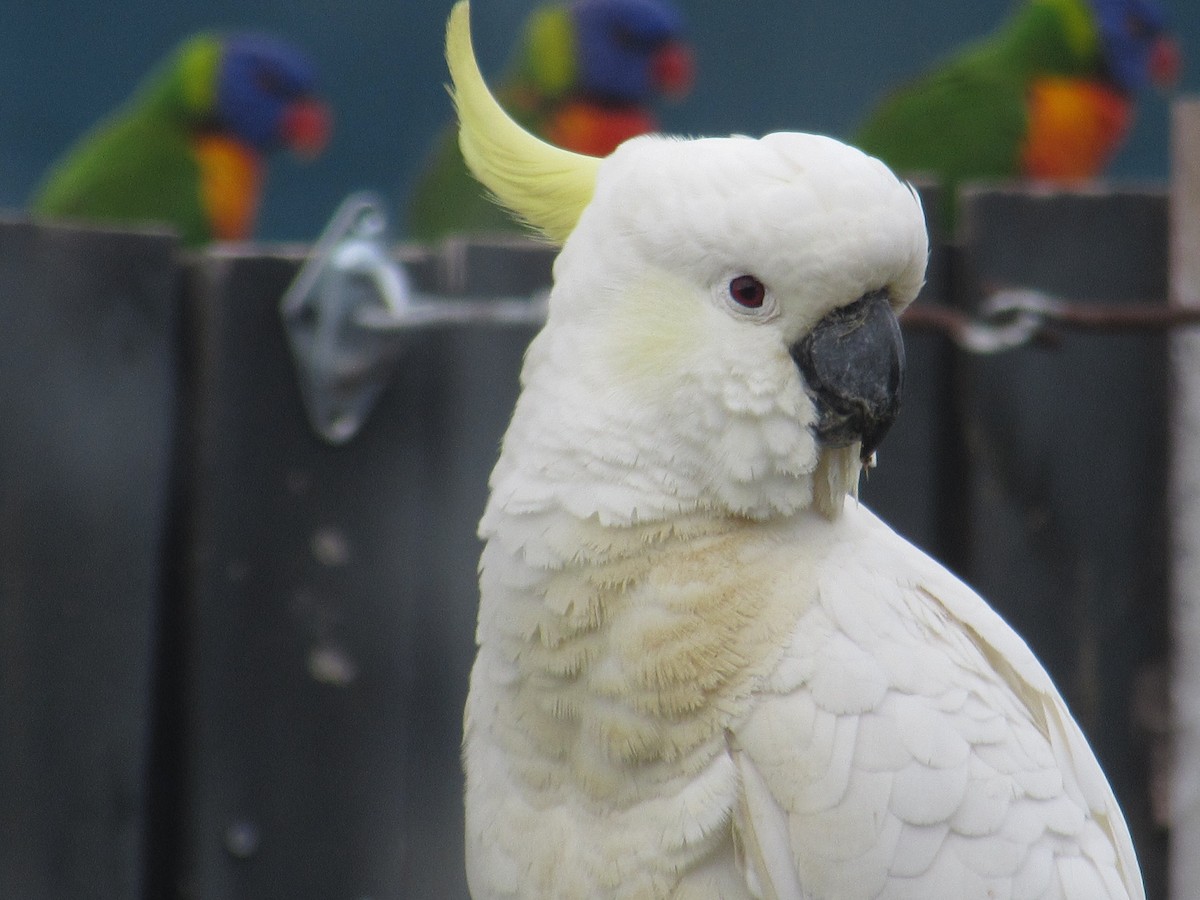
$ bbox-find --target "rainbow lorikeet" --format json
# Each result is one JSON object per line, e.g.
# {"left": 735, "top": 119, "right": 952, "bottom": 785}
{"left": 31, "top": 33, "right": 330, "bottom": 247}
{"left": 407, "top": 0, "right": 693, "bottom": 242}
{"left": 853, "top": 0, "right": 1179, "bottom": 228}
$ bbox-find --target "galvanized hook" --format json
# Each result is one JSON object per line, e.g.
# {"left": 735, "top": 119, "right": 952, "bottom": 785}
{"left": 281, "top": 193, "right": 549, "bottom": 444}
{"left": 281, "top": 192, "right": 416, "bottom": 444}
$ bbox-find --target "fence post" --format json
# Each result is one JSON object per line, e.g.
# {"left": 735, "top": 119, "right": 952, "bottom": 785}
{"left": 174, "top": 238, "right": 553, "bottom": 899}
{"left": 1169, "top": 98, "right": 1200, "bottom": 900}
{"left": 0, "top": 220, "right": 179, "bottom": 900}
{"left": 957, "top": 186, "right": 1170, "bottom": 896}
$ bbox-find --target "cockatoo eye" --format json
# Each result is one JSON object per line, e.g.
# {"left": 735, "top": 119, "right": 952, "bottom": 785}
{"left": 729, "top": 275, "right": 766, "bottom": 309}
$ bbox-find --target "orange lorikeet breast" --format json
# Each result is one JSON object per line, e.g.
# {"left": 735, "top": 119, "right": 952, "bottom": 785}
{"left": 191, "top": 133, "right": 264, "bottom": 240}
{"left": 1020, "top": 78, "right": 1133, "bottom": 182}
{"left": 545, "top": 101, "right": 657, "bottom": 158}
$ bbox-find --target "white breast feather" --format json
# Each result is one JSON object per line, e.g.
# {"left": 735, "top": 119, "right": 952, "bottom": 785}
{"left": 730, "top": 504, "right": 1142, "bottom": 900}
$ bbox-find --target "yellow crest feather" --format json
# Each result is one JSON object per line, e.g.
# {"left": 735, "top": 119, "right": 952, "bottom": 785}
{"left": 446, "top": 1, "right": 601, "bottom": 244}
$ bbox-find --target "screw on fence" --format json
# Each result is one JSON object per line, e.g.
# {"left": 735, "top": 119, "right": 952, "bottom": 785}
{"left": 224, "top": 820, "right": 261, "bottom": 859}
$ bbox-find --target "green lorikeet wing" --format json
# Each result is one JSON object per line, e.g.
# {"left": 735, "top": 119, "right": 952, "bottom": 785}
{"left": 853, "top": 56, "right": 1029, "bottom": 229}
{"left": 34, "top": 111, "right": 213, "bottom": 245}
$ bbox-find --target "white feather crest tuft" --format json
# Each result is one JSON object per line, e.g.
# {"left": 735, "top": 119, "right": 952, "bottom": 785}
{"left": 445, "top": 1, "right": 601, "bottom": 244}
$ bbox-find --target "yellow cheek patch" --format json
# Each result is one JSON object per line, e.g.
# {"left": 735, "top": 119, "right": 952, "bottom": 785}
{"left": 177, "top": 33, "right": 220, "bottom": 117}
{"left": 599, "top": 273, "right": 707, "bottom": 385}
{"left": 1035, "top": 0, "right": 1099, "bottom": 62}
{"left": 192, "top": 134, "right": 262, "bottom": 240}
{"left": 524, "top": 5, "right": 576, "bottom": 97}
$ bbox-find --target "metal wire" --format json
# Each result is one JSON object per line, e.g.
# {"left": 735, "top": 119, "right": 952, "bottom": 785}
{"left": 900, "top": 288, "right": 1200, "bottom": 353}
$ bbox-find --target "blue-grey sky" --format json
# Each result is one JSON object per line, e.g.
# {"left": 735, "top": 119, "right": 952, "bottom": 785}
{"left": 1, "top": 0, "right": 1192, "bottom": 241}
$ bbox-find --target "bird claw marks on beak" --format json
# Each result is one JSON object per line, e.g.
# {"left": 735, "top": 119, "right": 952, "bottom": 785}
{"left": 791, "top": 289, "right": 905, "bottom": 462}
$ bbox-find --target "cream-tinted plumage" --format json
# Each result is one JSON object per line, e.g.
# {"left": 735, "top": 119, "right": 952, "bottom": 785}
{"left": 449, "top": 2, "right": 1143, "bottom": 897}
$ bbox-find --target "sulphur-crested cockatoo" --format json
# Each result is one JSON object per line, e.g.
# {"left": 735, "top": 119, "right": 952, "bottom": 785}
{"left": 449, "top": 3, "right": 1143, "bottom": 897}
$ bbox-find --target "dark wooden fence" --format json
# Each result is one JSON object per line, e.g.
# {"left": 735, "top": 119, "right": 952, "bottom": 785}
{"left": 0, "top": 184, "right": 1172, "bottom": 898}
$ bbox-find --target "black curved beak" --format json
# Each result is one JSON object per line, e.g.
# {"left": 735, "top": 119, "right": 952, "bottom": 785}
{"left": 790, "top": 289, "right": 905, "bottom": 461}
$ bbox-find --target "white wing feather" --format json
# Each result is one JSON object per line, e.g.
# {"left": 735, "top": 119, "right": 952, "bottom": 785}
{"left": 731, "top": 502, "right": 1143, "bottom": 900}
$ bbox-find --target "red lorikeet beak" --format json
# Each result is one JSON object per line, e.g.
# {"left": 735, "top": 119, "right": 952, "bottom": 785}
{"left": 652, "top": 41, "right": 695, "bottom": 100}
{"left": 1149, "top": 36, "right": 1181, "bottom": 89}
{"left": 283, "top": 98, "right": 331, "bottom": 158}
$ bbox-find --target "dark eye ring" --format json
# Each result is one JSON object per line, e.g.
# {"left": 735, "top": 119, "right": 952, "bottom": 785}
{"left": 729, "top": 275, "right": 766, "bottom": 309}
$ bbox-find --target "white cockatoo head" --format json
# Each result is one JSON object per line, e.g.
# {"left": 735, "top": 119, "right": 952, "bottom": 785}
{"left": 448, "top": 2, "right": 928, "bottom": 526}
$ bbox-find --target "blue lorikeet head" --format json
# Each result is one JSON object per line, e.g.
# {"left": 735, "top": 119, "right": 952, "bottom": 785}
{"left": 1090, "top": 0, "right": 1180, "bottom": 93}
{"left": 570, "top": 0, "right": 693, "bottom": 105}
{"left": 216, "top": 34, "right": 331, "bottom": 155}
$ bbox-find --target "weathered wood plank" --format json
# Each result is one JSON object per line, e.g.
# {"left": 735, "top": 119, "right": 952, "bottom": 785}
{"left": 1168, "top": 98, "right": 1200, "bottom": 900}
{"left": 176, "top": 242, "right": 545, "bottom": 898}
{"left": 0, "top": 219, "right": 179, "bottom": 900}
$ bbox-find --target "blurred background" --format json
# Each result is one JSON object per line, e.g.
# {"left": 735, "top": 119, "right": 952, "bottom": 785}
{"left": 1, "top": 0, "right": 1195, "bottom": 242}
{"left": 2, "top": 2, "right": 1198, "bottom": 899}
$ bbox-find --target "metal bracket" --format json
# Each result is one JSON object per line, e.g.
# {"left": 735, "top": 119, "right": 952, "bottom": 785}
{"left": 281, "top": 193, "right": 548, "bottom": 444}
